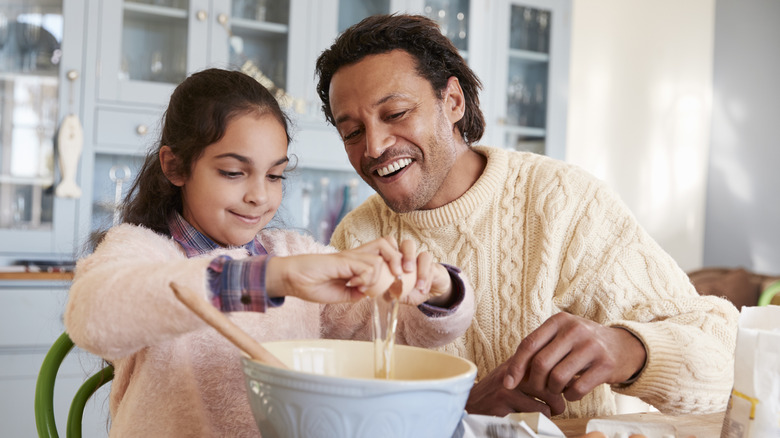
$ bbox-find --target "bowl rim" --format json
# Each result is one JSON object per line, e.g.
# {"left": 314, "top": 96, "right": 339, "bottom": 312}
{"left": 241, "top": 339, "right": 478, "bottom": 388}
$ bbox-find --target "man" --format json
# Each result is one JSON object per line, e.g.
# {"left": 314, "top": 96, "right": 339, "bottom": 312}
{"left": 315, "top": 14, "right": 737, "bottom": 418}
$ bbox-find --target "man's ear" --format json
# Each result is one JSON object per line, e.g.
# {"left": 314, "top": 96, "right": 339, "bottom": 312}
{"left": 159, "top": 146, "right": 185, "bottom": 187}
{"left": 443, "top": 76, "right": 466, "bottom": 124}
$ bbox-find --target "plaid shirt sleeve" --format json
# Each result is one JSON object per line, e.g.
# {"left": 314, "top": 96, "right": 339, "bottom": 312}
{"left": 417, "top": 263, "right": 466, "bottom": 317}
{"left": 207, "top": 255, "right": 285, "bottom": 312}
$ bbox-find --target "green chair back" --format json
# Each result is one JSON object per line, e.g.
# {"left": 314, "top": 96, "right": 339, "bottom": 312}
{"left": 758, "top": 280, "right": 780, "bottom": 307}
{"left": 34, "top": 332, "right": 114, "bottom": 438}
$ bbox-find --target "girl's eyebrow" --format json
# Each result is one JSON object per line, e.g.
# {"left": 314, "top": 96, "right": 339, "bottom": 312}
{"left": 214, "top": 153, "right": 289, "bottom": 167}
{"left": 214, "top": 152, "right": 251, "bottom": 163}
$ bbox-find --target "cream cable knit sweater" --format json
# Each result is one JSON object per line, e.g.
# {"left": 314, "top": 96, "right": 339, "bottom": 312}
{"left": 331, "top": 146, "right": 738, "bottom": 419}
{"left": 64, "top": 224, "right": 474, "bottom": 437}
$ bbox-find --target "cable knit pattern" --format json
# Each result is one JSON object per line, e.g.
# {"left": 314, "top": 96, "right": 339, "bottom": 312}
{"left": 330, "top": 146, "right": 738, "bottom": 418}
{"left": 64, "top": 224, "right": 474, "bottom": 437}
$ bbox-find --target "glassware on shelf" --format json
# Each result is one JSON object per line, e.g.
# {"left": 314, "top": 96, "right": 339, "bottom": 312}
{"left": 506, "top": 5, "right": 551, "bottom": 134}
{"left": 120, "top": 1, "right": 188, "bottom": 84}
{"left": 227, "top": 1, "right": 290, "bottom": 92}
{"left": 149, "top": 50, "right": 164, "bottom": 81}
{"left": 283, "top": 170, "right": 369, "bottom": 243}
{"left": 423, "top": 0, "right": 469, "bottom": 51}
{"left": 109, "top": 165, "right": 132, "bottom": 225}
{"left": 91, "top": 154, "right": 145, "bottom": 235}
{"left": 536, "top": 10, "right": 549, "bottom": 53}
{"left": 510, "top": 5, "right": 550, "bottom": 54}
{"left": 232, "top": 0, "right": 287, "bottom": 24}
{"left": 17, "top": 9, "right": 42, "bottom": 72}
{"left": 0, "top": 12, "right": 9, "bottom": 70}
{"left": 0, "top": 2, "right": 63, "bottom": 232}
{"left": 338, "top": 0, "right": 388, "bottom": 33}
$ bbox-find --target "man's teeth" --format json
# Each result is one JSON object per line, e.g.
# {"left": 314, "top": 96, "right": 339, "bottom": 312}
{"left": 377, "top": 158, "right": 412, "bottom": 177}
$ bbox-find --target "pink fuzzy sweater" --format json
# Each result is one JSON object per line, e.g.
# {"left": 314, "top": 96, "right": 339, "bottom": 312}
{"left": 64, "top": 224, "right": 474, "bottom": 437}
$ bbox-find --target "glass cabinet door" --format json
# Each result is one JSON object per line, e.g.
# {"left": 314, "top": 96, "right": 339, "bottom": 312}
{"left": 337, "top": 0, "right": 389, "bottom": 33}
{"left": 228, "top": 0, "right": 290, "bottom": 92}
{"left": 492, "top": 0, "right": 569, "bottom": 160}
{"left": 0, "top": 1, "right": 62, "bottom": 256}
{"left": 422, "top": 0, "right": 470, "bottom": 54}
{"left": 97, "top": 0, "right": 208, "bottom": 107}
{"left": 0, "top": 0, "right": 88, "bottom": 259}
{"left": 504, "top": 3, "right": 551, "bottom": 155}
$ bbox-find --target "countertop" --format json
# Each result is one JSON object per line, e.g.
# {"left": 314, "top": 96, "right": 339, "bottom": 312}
{"left": 0, "top": 271, "right": 74, "bottom": 281}
{"left": 553, "top": 410, "right": 725, "bottom": 437}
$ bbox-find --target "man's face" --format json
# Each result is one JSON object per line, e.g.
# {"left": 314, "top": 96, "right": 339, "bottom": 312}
{"left": 327, "top": 50, "right": 465, "bottom": 212}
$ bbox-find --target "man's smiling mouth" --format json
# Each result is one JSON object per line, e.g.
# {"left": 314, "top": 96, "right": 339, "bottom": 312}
{"left": 376, "top": 158, "right": 412, "bottom": 177}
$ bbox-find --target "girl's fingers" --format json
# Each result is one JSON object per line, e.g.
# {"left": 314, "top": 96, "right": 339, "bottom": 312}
{"left": 399, "top": 239, "right": 418, "bottom": 274}
{"left": 415, "top": 251, "right": 434, "bottom": 292}
{"left": 368, "top": 237, "right": 403, "bottom": 276}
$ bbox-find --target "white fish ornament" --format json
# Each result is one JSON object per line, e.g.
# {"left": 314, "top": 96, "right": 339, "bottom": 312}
{"left": 55, "top": 114, "right": 83, "bottom": 198}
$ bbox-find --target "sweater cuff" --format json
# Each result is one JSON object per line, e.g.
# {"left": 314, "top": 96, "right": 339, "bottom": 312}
{"left": 207, "top": 255, "right": 285, "bottom": 312}
{"left": 418, "top": 263, "right": 464, "bottom": 317}
{"left": 608, "top": 320, "right": 682, "bottom": 398}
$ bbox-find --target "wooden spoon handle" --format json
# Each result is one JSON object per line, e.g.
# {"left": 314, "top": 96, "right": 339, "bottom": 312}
{"left": 170, "top": 281, "right": 287, "bottom": 369}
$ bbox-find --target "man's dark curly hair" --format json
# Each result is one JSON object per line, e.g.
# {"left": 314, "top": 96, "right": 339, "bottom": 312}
{"left": 315, "top": 13, "right": 485, "bottom": 145}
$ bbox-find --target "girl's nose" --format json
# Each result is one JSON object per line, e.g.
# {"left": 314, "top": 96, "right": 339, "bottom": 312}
{"left": 243, "top": 179, "right": 267, "bottom": 205}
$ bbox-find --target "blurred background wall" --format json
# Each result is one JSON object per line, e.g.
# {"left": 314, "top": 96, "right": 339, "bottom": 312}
{"left": 566, "top": 0, "right": 778, "bottom": 274}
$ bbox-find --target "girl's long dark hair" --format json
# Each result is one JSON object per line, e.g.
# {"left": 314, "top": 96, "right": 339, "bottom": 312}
{"left": 120, "top": 68, "right": 292, "bottom": 236}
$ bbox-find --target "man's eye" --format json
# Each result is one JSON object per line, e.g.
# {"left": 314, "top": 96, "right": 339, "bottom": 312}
{"left": 387, "top": 111, "right": 406, "bottom": 120}
{"left": 343, "top": 129, "right": 361, "bottom": 142}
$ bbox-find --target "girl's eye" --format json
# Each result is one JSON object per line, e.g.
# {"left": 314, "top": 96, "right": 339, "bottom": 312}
{"left": 218, "top": 170, "right": 243, "bottom": 178}
{"left": 268, "top": 174, "right": 286, "bottom": 182}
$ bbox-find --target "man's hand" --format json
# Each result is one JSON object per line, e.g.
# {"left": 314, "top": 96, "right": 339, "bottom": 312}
{"left": 467, "top": 312, "right": 647, "bottom": 417}
{"left": 466, "top": 360, "right": 563, "bottom": 417}
{"left": 503, "top": 312, "right": 646, "bottom": 406}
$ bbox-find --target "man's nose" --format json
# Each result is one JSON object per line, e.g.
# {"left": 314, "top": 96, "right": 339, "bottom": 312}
{"left": 364, "top": 124, "right": 394, "bottom": 158}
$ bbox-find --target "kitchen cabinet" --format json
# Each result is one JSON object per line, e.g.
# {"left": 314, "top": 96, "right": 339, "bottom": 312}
{"left": 0, "top": 0, "right": 572, "bottom": 258}
{"left": 0, "top": 277, "right": 108, "bottom": 437}
{"left": 484, "top": 0, "right": 571, "bottom": 160}
{"left": 80, "top": 0, "right": 571, "bottom": 246}
{"left": 95, "top": 0, "right": 293, "bottom": 107}
{"left": 0, "top": 0, "right": 86, "bottom": 260}
{"left": 80, "top": 0, "right": 368, "bottom": 244}
{"left": 0, "top": 0, "right": 572, "bottom": 434}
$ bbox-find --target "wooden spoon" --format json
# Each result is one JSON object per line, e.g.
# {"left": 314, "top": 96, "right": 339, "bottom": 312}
{"left": 170, "top": 281, "right": 288, "bottom": 369}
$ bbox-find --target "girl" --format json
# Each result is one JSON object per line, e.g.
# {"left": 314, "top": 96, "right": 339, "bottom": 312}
{"left": 64, "top": 69, "right": 474, "bottom": 437}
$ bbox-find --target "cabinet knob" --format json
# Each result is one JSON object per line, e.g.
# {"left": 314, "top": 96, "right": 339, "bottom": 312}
{"left": 217, "top": 13, "right": 228, "bottom": 25}
{"left": 196, "top": 10, "right": 207, "bottom": 21}
{"left": 66, "top": 70, "right": 79, "bottom": 81}
{"left": 136, "top": 124, "right": 148, "bottom": 136}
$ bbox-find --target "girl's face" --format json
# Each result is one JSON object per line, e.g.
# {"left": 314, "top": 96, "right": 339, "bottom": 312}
{"left": 170, "top": 112, "right": 288, "bottom": 247}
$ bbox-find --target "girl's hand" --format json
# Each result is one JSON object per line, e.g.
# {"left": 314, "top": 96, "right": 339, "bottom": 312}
{"left": 264, "top": 237, "right": 405, "bottom": 303}
{"left": 351, "top": 237, "right": 454, "bottom": 306}
{"left": 395, "top": 239, "right": 453, "bottom": 307}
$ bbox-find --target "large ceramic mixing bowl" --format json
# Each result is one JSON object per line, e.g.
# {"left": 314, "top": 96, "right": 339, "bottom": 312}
{"left": 241, "top": 339, "right": 477, "bottom": 438}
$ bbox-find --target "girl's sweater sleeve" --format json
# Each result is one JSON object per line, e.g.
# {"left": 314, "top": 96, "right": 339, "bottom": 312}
{"left": 64, "top": 224, "right": 233, "bottom": 360}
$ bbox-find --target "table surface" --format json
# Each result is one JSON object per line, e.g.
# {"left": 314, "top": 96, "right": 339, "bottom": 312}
{"left": 0, "top": 271, "right": 74, "bottom": 281}
{"left": 553, "top": 410, "right": 725, "bottom": 438}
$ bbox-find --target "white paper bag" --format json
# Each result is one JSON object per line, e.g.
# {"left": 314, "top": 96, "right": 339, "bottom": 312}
{"left": 721, "top": 306, "right": 780, "bottom": 438}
